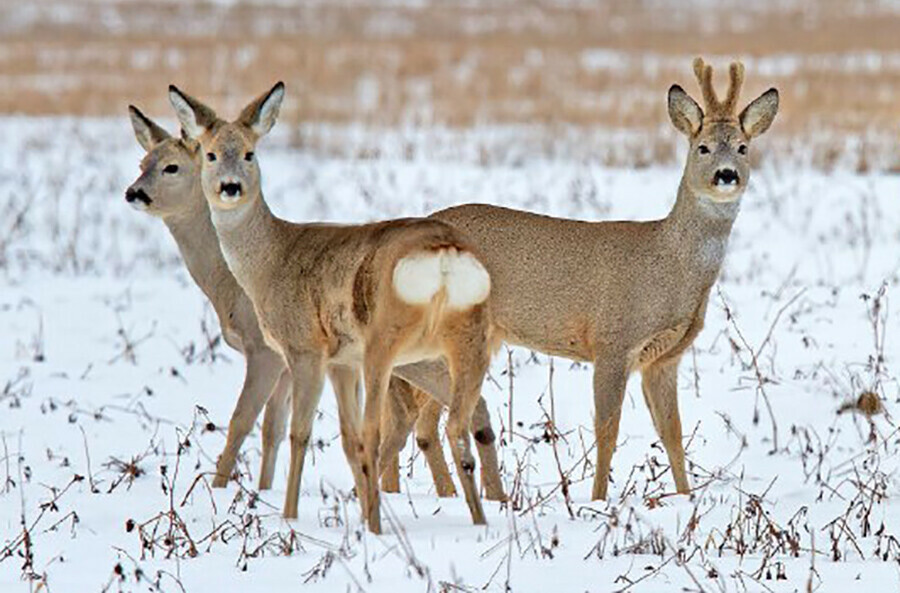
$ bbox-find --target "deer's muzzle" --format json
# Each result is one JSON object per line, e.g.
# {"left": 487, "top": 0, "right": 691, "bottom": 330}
{"left": 713, "top": 168, "right": 740, "bottom": 188}
{"left": 125, "top": 187, "right": 152, "bottom": 207}
{"left": 219, "top": 181, "right": 243, "bottom": 200}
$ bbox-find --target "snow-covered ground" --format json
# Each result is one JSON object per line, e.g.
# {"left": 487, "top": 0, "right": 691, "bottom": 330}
{"left": 1, "top": 117, "right": 899, "bottom": 592}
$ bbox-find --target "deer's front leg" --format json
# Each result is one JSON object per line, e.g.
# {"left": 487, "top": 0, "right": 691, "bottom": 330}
{"left": 283, "top": 352, "right": 326, "bottom": 520}
{"left": 591, "top": 354, "right": 628, "bottom": 501}
{"left": 641, "top": 358, "right": 690, "bottom": 494}
{"left": 215, "top": 348, "right": 284, "bottom": 488}
{"left": 259, "top": 367, "right": 291, "bottom": 490}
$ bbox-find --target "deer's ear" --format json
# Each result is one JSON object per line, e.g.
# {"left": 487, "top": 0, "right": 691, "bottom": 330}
{"left": 168, "top": 85, "right": 217, "bottom": 139}
{"left": 128, "top": 105, "right": 170, "bottom": 151}
{"left": 740, "top": 88, "right": 779, "bottom": 139}
{"left": 179, "top": 129, "right": 200, "bottom": 154}
{"left": 238, "top": 82, "right": 285, "bottom": 138}
{"left": 668, "top": 85, "right": 703, "bottom": 137}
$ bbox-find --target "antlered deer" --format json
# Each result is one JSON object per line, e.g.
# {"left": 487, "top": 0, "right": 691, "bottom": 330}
{"left": 391, "top": 57, "right": 778, "bottom": 500}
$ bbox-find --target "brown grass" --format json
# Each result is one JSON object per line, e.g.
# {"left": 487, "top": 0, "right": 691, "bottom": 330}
{"left": 3, "top": 0, "right": 900, "bottom": 165}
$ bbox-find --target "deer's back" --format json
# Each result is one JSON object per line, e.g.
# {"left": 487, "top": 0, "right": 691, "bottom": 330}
{"left": 432, "top": 204, "right": 709, "bottom": 363}
{"left": 253, "top": 216, "right": 482, "bottom": 362}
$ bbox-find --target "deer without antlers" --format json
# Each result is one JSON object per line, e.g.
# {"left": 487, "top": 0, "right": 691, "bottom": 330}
{"left": 168, "top": 82, "right": 500, "bottom": 533}
{"left": 125, "top": 107, "right": 291, "bottom": 492}
{"left": 389, "top": 57, "right": 779, "bottom": 500}
{"left": 124, "top": 110, "right": 505, "bottom": 504}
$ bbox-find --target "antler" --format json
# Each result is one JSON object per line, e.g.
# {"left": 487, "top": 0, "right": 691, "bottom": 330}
{"left": 692, "top": 57, "right": 744, "bottom": 121}
{"left": 693, "top": 58, "right": 718, "bottom": 113}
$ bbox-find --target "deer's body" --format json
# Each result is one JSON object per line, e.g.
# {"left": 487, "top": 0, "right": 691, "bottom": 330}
{"left": 125, "top": 112, "right": 290, "bottom": 491}
{"left": 429, "top": 186, "right": 729, "bottom": 498}
{"left": 208, "top": 186, "right": 497, "bottom": 533}
{"left": 170, "top": 83, "right": 498, "bottom": 533}
{"left": 211, "top": 203, "right": 486, "bottom": 371}
{"left": 434, "top": 193, "right": 728, "bottom": 368}
{"left": 126, "top": 107, "right": 505, "bottom": 508}
{"left": 398, "top": 58, "right": 779, "bottom": 500}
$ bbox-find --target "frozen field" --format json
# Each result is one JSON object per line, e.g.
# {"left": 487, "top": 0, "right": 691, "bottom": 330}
{"left": 1, "top": 117, "right": 899, "bottom": 592}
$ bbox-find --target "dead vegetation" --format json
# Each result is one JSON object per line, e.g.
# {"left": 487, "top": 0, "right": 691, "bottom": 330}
{"left": 0, "top": 87, "right": 898, "bottom": 587}
{"left": 5, "top": 1, "right": 900, "bottom": 168}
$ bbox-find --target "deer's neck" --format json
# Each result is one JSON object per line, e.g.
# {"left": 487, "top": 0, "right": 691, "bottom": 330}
{"left": 663, "top": 178, "right": 739, "bottom": 282}
{"left": 164, "top": 193, "right": 237, "bottom": 311}
{"left": 209, "top": 193, "right": 282, "bottom": 299}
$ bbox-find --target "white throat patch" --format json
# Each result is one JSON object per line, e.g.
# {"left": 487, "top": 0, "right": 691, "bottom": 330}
{"left": 699, "top": 236, "right": 728, "bottom": 269}
{"left": 697, "top": 194, "right": 741, "bottom": 219}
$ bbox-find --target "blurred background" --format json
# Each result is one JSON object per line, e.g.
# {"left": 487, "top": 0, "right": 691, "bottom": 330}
{"left": 4, "top": 0, "right": 900, "bottom": 169}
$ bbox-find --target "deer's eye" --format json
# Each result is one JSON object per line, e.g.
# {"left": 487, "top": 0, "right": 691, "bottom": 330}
{"left": 698, "top": 145, "right": 710, "bottom": 155}
{"left": 738, "top": 144, "right": 748, "bottom": 155}
{"left": 244, "top": 152, "right": 254, "bottom": 162}
{"left": 206, "top": 152, "right": 217, "bottom": 162}
{"left": 163, "top": 164, "right": 179, "bottom": 174}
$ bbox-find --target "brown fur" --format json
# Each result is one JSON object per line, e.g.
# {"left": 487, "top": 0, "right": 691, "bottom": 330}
{"left": 408, "top": 58, "right": 780, "bottom": 500}
{"left": 125, "top": 107, "right": 504, "bottom": 503}
{"left": 170, "top": 83, "right": 499, "bottom": 533}
{"left": 379, "top": 383, "right": 459, "bottom": 498}
{"left": 126, "top": 106, "right": 290, "bottom": 492}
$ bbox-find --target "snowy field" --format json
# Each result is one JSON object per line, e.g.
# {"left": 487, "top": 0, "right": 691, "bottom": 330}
{"left": 1, "top": 117, "right": 899, "bottom": 592}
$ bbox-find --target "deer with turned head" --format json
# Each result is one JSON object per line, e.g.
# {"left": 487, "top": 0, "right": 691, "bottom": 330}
{"left": 167, "top": 82, "right": 501, "bottom": 533}
{"left": 124, "top": 109, "right": 292, "bottom": 492}
{"left": 388, "top": 57, "right": 778, "bottom": 500}
{"left": 124, "top": 106, "right": 504, "bottom": 520}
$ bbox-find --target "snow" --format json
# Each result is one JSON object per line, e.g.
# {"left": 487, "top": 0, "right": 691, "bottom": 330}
{"left": 1, "top": 116, "right": 899, "bottom": 592}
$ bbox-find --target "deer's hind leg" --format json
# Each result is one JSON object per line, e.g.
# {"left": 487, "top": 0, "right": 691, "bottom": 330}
{"left": 379, "top": 378, "right": 459, "bottom": 498}
{"left": 641, "top": 358, "right": 690, "bottom": 494}
{"left": 379, "top": 377, "right": 419, "bottom": 494}
{"left": 328, "top": 365, "right": 370, "bottom": 510}
{"left": 214, "top": 348, "right": 285, "bottom": 488}
{"left": 414, "top": 396, "right": 458, "bottom": 497}
{"left": 443, "top": 312, "right": 491, "bottom": 526}
{"left": 393, "top": 361, "right": 504, "bottom": 501}
{"left": 471, "top": 396, "right": 504, "bottom": 501}
{"left": 361, "top": 341, "right": 406, "bottom": 534}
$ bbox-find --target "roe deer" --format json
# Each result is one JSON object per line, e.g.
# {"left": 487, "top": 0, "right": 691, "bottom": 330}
{"left": 392, "top": 57, "right": 779, "bottom": 500}
{"left": 169, "top": 82, "right": 498, "bottom": 533}
{"left": 125, "top": 107, "right": 291, "bottom": 491}
{"left": 126, "top": 106, "right": 504, "bottom": 505}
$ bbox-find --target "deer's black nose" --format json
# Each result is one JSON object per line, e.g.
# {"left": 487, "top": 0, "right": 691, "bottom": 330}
{"left": 125, "top": 187, "right": 152, "bottom": 205}
{"left": 220, "top": 182, "right": 242, "bottom": 197}
{"left": 713, "top": 168, "right": 740, "bottom": 186}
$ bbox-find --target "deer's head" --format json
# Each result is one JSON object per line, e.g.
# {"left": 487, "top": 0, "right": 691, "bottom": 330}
{"left": 167, "top": 83, "right": 284, "bottom": 213}
{"left": 668, "top": 58, "right": 779, "bottom": 206}
{"left": 125, "top": 106, "right": 201, "bottom": 218}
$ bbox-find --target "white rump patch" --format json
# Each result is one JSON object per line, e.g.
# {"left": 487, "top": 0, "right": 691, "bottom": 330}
{"left": 393, "top": 249, "right": 490, "bottom": 309}
{"left": 392, "top": 253, "right": 443, "bottom": 305}
{"left": 444, "top": 251, "right": 491, "bottom": 308}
